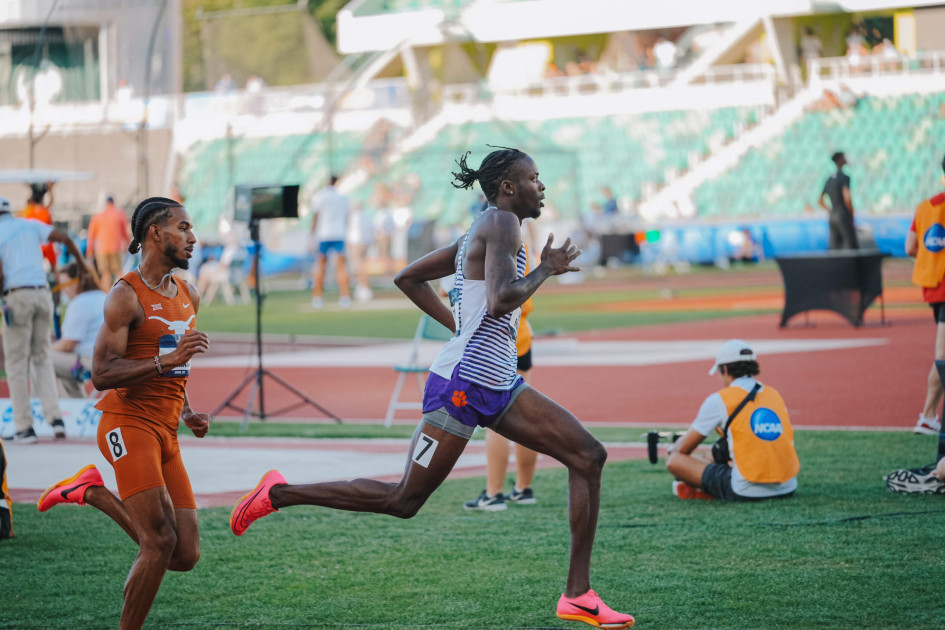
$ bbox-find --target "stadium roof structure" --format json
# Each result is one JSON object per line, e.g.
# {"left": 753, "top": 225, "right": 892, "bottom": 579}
{"left": 337, "top": 0, "right": 944, "bottom": 53}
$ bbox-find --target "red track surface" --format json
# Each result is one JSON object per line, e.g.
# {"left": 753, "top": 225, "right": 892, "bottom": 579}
{"left": 179, "top": 308, "right": 931, "bottom": 430}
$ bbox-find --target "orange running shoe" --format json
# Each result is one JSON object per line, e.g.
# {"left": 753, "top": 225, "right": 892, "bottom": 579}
{"left": 37, "top": 464, "right": 104, "bottom": 512}
{"left": 673, "top": 480, "right": 716, "bottom": 500}
{"left": 230, "top": 470, "right": 287, "bottom": 536}
{"left": 556, "top": 590, "right": 635, "bottom": 629}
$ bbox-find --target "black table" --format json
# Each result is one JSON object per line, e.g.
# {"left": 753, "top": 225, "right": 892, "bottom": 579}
{"left": 775, "top": 250, "right": 885, "bottom": 327}
{"left": 599, "top": 233, "right": 639, "bottom": 265}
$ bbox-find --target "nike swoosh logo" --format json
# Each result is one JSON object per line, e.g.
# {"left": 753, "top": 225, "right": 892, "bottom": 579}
{"left": 236, "top": 486, "right": 265, "bottom": 528}
{"left": 183, "top": 302, "right": 190, "bottom": 308}
{"left": 571, "top": 603, "right": 600, "bottom": 616}
{"left": 61, "top": 481, "right": 91, "bottom": 500}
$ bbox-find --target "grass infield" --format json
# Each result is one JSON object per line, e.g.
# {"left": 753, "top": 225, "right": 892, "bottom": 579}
{"left": 4, "top": 430, "right": 944, "bottom": 629}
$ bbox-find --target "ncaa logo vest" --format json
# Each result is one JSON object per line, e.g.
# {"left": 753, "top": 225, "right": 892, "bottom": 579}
{"left": 923, "top": 223, "right": 945, "bottom": 253}
{"left": 720, "top": 384, "right": 800, "bottom": 484}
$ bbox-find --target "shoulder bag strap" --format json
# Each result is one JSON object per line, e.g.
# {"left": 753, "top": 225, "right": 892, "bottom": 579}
{"left": 721, "top": 383, "right": 762, "bottom": 437}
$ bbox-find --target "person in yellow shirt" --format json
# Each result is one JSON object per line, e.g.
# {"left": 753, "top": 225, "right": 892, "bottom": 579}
{"left": 666, "top": 340, "right": 799, "bottom": 501}
{"left": 464, "top": 245, "right": 538, "bottom": 510}
{"left": 906, "top": 154, "right": 945, "bottom": 435}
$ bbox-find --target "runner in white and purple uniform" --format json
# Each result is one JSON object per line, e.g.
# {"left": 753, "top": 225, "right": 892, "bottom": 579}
{"left": 230, "top": 148, "right": 636, "bottom": 630}
{"left": 421, "top": 208, "right": 529, "bottom": 435}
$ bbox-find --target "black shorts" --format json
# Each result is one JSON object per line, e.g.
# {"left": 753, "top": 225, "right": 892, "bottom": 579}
{"left": 700, "top": 464, "right": 795, "bottom": 503}
{"left": 517, "top": 349, "right": 532, "bottom": 372}
{"left": 931, "top": 302, "right": 945, "bottom": 325}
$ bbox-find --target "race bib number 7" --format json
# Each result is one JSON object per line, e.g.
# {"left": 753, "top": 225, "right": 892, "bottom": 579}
{"left": 412, "top": 434, "right": 438, "bottom": 468}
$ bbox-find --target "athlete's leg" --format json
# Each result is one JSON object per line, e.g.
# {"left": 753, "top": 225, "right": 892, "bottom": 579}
{"left": 271, "top": 423, "right": 467, "bottom": 519}
{"left": 514, "top": 442, "right": 538, "bottom": 490}
{"left": 335, "top": 252, "right": 351, "bottom": 299}
{"left": 492, "top": 388, "right": 607, "bottom": 597}
{"left": 922, "top": 322, "right": 945, "bottom": 419}
{"left": 665, "top": 451, "right": 711, "bottom": 489}
{"left": 312, "top": 253, "right": 327, "bottom": 298}
{"left": 83, "top": 486, "right": 138, "bottom": 542}
{"left": 117, "top": 486, "right": 179, "bottom": 630}
{"left": 484, "top": 429, "right": 511, "bottom": 497}
{"left": 168, "top": 508, "right": 199, "bottom": 572}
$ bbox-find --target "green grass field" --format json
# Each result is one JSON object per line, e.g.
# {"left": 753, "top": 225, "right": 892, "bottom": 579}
{"left": 4, "top": 261, "right": 943, "bottom": 629}
{"left": 4, "top": 431, "right": 945, "bottom": 629}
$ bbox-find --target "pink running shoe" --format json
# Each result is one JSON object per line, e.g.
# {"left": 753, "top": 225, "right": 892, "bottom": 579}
{"left": 230, "top": 470, "right": 286, "bottom": 536}
{"left": 556, "top": 590, "right": 635, "bottom": 629}
{"left": 673, "top": 480, "right": 716, "bottom": 501}
{"left": 37, "top": 464, "right": 104, "bottom": 512}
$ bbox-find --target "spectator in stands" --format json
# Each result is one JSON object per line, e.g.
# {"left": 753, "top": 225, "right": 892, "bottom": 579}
{"left": 50, "top": 262, "right": 105, "bottom": 398}
{"left": 800, "top": 27, "right": 822, "bottom": 71}
{"left": 666, "top": 340, "right": 800, "bottom": 501}
{"left": 818, "top": 151, "right": 859, "bottom": 250}
{"left": 845, "top": 23, "right": 868, "bottom": 71}
{"left": 372, "top": 184, "right": 395, "bottom": 273}
{"left": 906, "top": 153, "right": 945, "bottom": 436}
{"left": 309, "top": 175, "right": 352, "bottom": 309}
{"left": 215, "top": 73, "right": 235, "bottom": 93}
{"left": 86, "top": 196, "right": 131, "bottom": 290}
{"left": 1, "top": 196, "right": 90, "bottom": 443}
{"left": 347, "top": 201, "right": 373, "bottom": 303}
{"left": 653, "top": 35, "right": 677, "bottom": 71}
{"left": 601, "top": 186, "right": 618, "bottom": 215}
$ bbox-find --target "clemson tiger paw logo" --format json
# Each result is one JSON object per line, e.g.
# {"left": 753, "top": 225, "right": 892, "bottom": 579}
{"left": 451, "top": 390, "right": 468, "bottom": 407}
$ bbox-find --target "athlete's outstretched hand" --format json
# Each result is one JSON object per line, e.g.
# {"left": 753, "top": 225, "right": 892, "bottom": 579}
{"left": 539, "top": 233, "right": 582, "bottom": 276}
{"left": 182, "top": 411, "right": 211, "bottom": 438}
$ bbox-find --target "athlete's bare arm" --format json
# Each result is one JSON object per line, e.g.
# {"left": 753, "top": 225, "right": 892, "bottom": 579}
{"left": 394, "top": 238, "right": 460, "bottom": 333}
{"left": 468, "top": 211, "right": 580, "bottom": 318}
{"left": 818, "top": 191, "right": 829, "bottom": 212}
{"left": 92, "top": 281, "right": 209, "bottom": 390}
{"left": 906, "top": 230, "right": 918, "bottom": 257}
{"left": 180, "top": 279, "right": 210, "bottom": 437}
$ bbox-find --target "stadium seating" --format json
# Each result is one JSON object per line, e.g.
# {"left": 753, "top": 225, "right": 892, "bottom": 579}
{"left": 352, "top": 106, "right": 759, "bottom": 225}
{"left": 177, "top": 130, "right": 378, "bottom": 232}
{"left": 693, "top": 91, "right": 945, "bottom": 218}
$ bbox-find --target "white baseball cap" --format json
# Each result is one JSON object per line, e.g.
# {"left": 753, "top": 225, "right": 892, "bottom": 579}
{"left": 0, "top": 197, "right": 10, "bottom": 213}
{"left": 709, "top": 339, "right": 757, "bottom": 375}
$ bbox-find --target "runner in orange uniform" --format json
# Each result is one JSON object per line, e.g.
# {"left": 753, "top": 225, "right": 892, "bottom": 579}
{"left": 36, "top": 197, "right": 211, "bottom": 630}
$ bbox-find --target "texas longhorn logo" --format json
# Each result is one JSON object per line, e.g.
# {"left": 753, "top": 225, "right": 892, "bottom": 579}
{"left": 148, "top": 314, "right": 195, "bottom": 335}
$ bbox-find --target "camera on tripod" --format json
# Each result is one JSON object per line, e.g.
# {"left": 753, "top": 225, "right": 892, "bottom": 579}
{"left": 233, "top": 184, "right": 300, "bottom": 225}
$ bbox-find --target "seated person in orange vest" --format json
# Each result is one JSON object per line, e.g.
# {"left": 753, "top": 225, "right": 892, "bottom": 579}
{"left": 666, "top": 340, "right": 800, "bottom": 501}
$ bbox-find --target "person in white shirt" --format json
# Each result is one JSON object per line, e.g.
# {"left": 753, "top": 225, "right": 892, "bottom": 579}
{"left": 666, "top": 340, "right": 800, "bottom": 501}
{"left": 309, "top": 176, "right": 351, "bottom": 308}
{"left": 0, "top": 196, "right": 90, "bottom": 442}
{"left": 51, "top": 262, "right": 106, "bottom": 398}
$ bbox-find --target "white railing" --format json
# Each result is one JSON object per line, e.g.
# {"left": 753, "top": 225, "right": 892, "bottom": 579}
{"left": 809, "top": 51, "right": 945, "bottom": 83}
{"left": 441, "top": 63, "right": 775, "bottom": 104}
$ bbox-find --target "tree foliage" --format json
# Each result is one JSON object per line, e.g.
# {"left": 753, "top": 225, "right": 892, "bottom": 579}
{"left": 182, "top": 1, "right": 344, "bottom": 92}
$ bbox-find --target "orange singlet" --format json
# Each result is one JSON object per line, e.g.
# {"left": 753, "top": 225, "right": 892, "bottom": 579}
{"left": 95, "top": 271, "right": 197, "bottom": 507}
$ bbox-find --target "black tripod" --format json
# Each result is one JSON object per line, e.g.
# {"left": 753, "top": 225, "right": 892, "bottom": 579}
{"left": 211, "top": 220, "right": 342, "bottom": 428}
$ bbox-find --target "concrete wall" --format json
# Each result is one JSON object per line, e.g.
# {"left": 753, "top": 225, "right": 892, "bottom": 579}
{"left": 0, "top": 127, "right": 172, "bottom": 232}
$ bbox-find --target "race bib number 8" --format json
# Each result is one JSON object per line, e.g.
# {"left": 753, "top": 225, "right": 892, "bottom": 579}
{"left": 106, "top": 428, "right": 128, "bottom": 462}
{"left": 412, "top": 434, "right": 438, "bottom": 468}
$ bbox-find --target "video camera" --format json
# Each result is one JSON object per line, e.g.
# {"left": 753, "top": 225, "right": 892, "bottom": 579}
{"left": 233, "top": 184, "right": 300, "bottom": 224}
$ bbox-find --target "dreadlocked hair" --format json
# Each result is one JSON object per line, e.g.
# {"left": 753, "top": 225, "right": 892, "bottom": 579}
{"left": 451, "top": 146, "right": 526, "bottom": 203}
{"left": 128, "top": 197, "right": 181, "bottom": 254}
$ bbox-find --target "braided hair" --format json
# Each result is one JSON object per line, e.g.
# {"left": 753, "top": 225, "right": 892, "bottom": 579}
{"left": 451, "top": 146, "right": 526, "bottom": 203}
{"left": 128, "top": 197, "right": 182, "bottom": 254}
